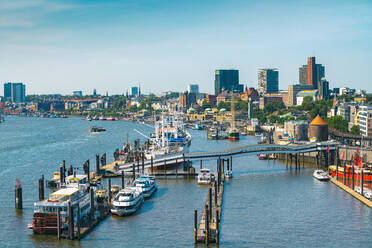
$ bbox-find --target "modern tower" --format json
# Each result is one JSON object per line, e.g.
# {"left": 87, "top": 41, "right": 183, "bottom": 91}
{"left": 300, "top": 57, "right": 325, "bottom": 89}
{"left": 3, "top": 82, "right": 26, "bottom": 103}
{"left": 214, "top": 69, "right": 243, "bottom": 95}
{"left": 258, "top": 68, "right": 279, "bottom": 95}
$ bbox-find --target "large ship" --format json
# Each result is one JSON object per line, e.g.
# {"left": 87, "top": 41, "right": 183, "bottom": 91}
{"left": 28, "top": 174, "right": 94, "bottom": 234}
{"left": 329, "top": 150, "right": 372, "bottom": 182}
{"left": 142, "top": 112, "right": 192, "bottom": 160}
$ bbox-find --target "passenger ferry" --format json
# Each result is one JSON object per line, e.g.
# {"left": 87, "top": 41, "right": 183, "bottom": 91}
{"left": 111, "top": 187, "right": 144, "bottom": 216}
{"left": 28, "top": 174, "right": 93, "bottom": 234}
{"left": 133, "top": 177, "right": 158, "bottom": 199}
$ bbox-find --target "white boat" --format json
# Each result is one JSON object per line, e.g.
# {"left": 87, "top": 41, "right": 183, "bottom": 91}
{"left": 225, "top": 171, "right": 233, "bottom": 179}
{"left": 313, "top": 170, "right": 329, "bottom": 181}
{"left": 364, "top": 189, "right": 372, "bottom": 199}
{"left": 111, "top": 187, "right": 144, "bottom": 216}
{"left": 133, "top": 177, "right": 158, "bottom": 199}
{"left": 198, "top": 168, "right": 213, "bottom": 185}
{"left": 28, "top": 174, "right": 93, "bottom": 234}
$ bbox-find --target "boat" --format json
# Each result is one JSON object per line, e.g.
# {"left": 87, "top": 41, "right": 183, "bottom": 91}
{"left": 111, "top": 185, "right": 121, "bottom": 198}
{"left": 46, "top": 172, "right": 60, "bottom": 188}
{"left": 106, "top": 117, "right": 116, "bottom": 121}
{"left": 133, "top": 177, "right": 158, "bottom": 199}
{"left": 111, "top": 187, "right": 144, "bottom": 216}
{"left": 258, "top": 154, "right": 268, "bottom": 160}
{"left": 225, "top": 171, "right": 233, "bottom": 179}
{"left": 329, "top": 150, "right": 372, "bottom": 182}
{"left": 89, "top": 126, "right": 106, "bottom": 133}
{"left": 99, "top": 116, "right": 106, "bottom": 121}
{"left": 313, "top": 170, "right": 329, "bottom": 181}
{"left": 28, "top": 174, "right": 93, "bottom": 234}
{"left": 198, "top": 168, "right": 214, "bottom": 185}
{"left": 192, "top": 124, "right": 204, "bottom": 130}
{"left": 83, "top": 116, "right": 92, "bottom": 121}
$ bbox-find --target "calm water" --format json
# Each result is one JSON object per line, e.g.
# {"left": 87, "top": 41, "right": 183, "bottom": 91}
{"left": 1, "top": 116, "right": 372, "bottom": 248}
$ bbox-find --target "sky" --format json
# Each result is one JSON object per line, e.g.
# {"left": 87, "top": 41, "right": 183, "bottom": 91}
{"left": 0, "top": 0, "right": 371, "bottom": 95}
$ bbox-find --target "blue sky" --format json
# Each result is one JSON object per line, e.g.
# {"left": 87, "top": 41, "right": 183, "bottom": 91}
{"left": 0, "top": 0, "right": 371, "bottom": 95}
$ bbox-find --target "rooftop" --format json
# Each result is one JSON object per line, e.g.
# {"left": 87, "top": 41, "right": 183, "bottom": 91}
{"left": 310, "top": 115, "right": 327, "bottom": 126}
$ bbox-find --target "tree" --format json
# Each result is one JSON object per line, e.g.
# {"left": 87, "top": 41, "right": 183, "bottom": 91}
{"left": 327, "top": 116, "right": 348, "bottom": 133}
{"left": 350, "top": 125, "right": 360, "bottom": 135}
{"left": 264, "top": 101, "right": 285, "bottom": 113}
{"left": 301, "top": 96, "right": 314, "bottom": 111}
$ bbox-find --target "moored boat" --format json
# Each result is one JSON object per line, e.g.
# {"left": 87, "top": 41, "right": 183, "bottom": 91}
{"left": 28, "top": 174, "right": 93, "bottom": 234}
{"left": 258, "top": 154, "right": 268, "bottom": 160}
{"left": 313, "top": 170, "right": 329, "bottom": 181}
{"left": 111, "top": 187, "right": 144, "bottom": 216}
{"left": 89, "top": 126, "right": 106, "bottom": 133}
{"left": 133, "top": 177, "right": 158, "bottom": 199}
{"left": 225, "top": 171, "right": 233, "bottom": 179}
{"left": 198, "top": 168, "right": 214, "bottom": 185}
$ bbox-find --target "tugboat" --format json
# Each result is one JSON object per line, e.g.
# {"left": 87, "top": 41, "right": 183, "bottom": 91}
{"left": 111, "top": 187, "right": 144, "bottom": 216}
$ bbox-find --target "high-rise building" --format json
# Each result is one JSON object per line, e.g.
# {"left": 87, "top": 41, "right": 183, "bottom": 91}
{"left": 318, "top": 78, "right": 329, "bottom": 100}
{"left": 299, "top": 57, "right": 325, "bottom": 89}
{"left": 258, "top": 68, "right": 279, "bottom": 95}
{"left": 187, "top": 84, "right": 199, "bottom": 94}
{"left": 299, "top": 65, "right": 308, "bottom": 85}
{"left": 3, "top": 82, "right": 26, "bottom": 103}
{"left": 130, "top": 86, "right": 140, "bottom": 97}
{"left": 214, "top": 69, "right": 243, "bottom": 95}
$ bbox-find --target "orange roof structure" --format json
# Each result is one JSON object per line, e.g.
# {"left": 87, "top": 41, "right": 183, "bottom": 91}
{"left": 310, "top": 115, "right": 327, "bottom": 126}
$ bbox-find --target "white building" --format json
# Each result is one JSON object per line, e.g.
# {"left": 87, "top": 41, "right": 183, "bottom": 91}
{"left": 359, "top": 105, "right": 372, "bottom": 137}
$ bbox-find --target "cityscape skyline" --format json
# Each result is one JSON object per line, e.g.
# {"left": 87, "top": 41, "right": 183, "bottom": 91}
{"left": 0, "top": 0, "right": 371, "bottom": 95}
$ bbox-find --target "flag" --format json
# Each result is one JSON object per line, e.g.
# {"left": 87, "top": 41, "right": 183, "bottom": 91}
{"left": 326, "top": 145, "right": 329, "bottom": 153}
{"left": 341, "top": 151, "right": 345, "bottom": 160}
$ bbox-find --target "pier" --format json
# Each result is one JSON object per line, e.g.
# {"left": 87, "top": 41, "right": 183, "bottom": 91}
{"left": 195, "top": 158, "right": 227, "bottom": 244}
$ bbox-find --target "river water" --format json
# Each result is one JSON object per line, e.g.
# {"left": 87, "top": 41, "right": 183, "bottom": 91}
{"left": 1, "top": 116, "right": 371, "bottom": 247}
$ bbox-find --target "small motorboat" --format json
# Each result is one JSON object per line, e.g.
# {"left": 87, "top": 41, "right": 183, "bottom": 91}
{"left": 198, "top": 168, "right": 213, "bottom": 185}
{"left": 133, "top": 177, "right": 158, "bottom": 199}
{"left": 225, "top": 171, "right": 233, "bottom": 179}
{"left": 89, "top": 126, "right": 106, "bottom": 133}
{"left": 313, "top": 170, "right": 329, "bottom": 181}
{"left": 111, "top": 187, "right": 144, "bottom": 216}
{"left": 258, "top": 154, "right": 268, "bottom": 160}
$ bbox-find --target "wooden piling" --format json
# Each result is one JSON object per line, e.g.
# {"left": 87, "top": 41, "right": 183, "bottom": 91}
{"left": 59, "top": 165, "right": 64, "bottom": 186}
{"left": 164, "top": 159, "right": 167, "bottom": 177}
{"left": 57, "top": 208, "right": 61, "bottom": 239}
{"left": 361, "top": 169, "right": 364, "bottom": 195}
{"left": 15, "top": 180, "right": 22, "bottom": 209}
{"left": 151, "top": 157, "right": 154, "bottom": 174}
{"left": 214, "top": 181, "right": 217, "bottom": 206}
{"left": 205, "top": 204, "right": 209, "bottom": 245}
{"left": 209, "top": 188, "right": 212, "bottom": 220}
{"left": 87, "top": 160, "right": 90, "bottom": 182}
{"left": 121, "top": 170, "right": 125, "bottom": 189}
{"left": 89, "top": 188, "right": 94, "bottom": 223}
{"left": 137, "top": 159, "right": 140, "bottom": 173}
{"left": 132, "top": 163, "right": 136, "bottom": 181}
{"left": 108, "top": 178, "right": 112, "bottom": 205}
{"left": 200, "top": 160, "right": 202, "bottom": 170}
{"left": 336, "top": 157, "right": 339, "bottom": 180}
{"left": 230, "top": 155, "right": 232, "bottom": 171}
{"left": 352, "top": 163, "right": 355, "bottom": 190}
{"left": 96, "top": 154, "right": 100, "bottom": 174}
{"left": 216, "top": 209, "right": 220, "bottom": 244}
{"left": 194, "top": 209, "right": 197, "bottom": 244}
{"left": 68, "top": 201, "right": 74, "bottom": 240}
{"left": 141, "top": 152, "right": 145, "bottom": 174}
{"left": 76, "top": 204, "right": 81, "bottom": 240}
{"left": 38, "top": 175, "right": 44, "bottom": 201}
{"left": 176, "top": 159, "right": 178, "bottom": 177}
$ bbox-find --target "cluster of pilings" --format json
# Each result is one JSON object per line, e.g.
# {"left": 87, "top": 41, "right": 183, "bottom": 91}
{"left": 195, "top": 157, "right": 231, "bottom": 245}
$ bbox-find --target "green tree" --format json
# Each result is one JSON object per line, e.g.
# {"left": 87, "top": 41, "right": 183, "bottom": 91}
{"left": 327, "top": 116, "right": 348, "bottom": 132}
{"left": 264, "top": 101, "right": 285, "bottom": 113}
{"left": 350, "top": 125, "right": 360, "bottom": 135}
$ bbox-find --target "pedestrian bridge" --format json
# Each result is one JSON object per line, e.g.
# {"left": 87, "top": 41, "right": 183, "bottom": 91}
{"left": 107, "top": 141, "right": 337, "bottom": 173}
